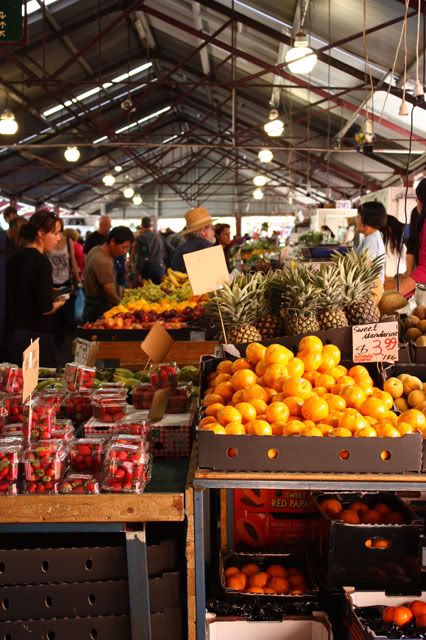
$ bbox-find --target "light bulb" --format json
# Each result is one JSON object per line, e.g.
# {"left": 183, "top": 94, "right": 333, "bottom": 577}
{"left": 102, "top": 173, "right": 115, "bottom": 187}
{"left": 123, "top": 186, "right": 134, "bottom": 199}
{"left": 285, "top": 31, "right": 317, "bottom": 74}
{"left": 264, "top": 110, "right": 284, "bottom": 137}
{"left": 253, "top": 175, "right": 268, "bottom": 187}
{"left": 132, "top": 194, "right": 143, "bottom": 206}
{"left": 0, "top": 109, "right": 18, "bottom": 135}
{"left": 253, "top": 188, "right": 264, "bottom": 200}
{"left": 64, "top": 145, "right": 80, "bottom": 162}
{"left": 114, "top": 165, "right": 122, "bottom": 172}
{"left": 258, "top": 148, "right": 273, "bottom": 163}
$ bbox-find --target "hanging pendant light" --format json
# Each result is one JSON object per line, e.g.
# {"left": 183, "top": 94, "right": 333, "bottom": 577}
{"left": 253, "top": 175, "right": 268, "bottom": 187}
{"left": 253, "top": 188, "right": 264, "bottom": 200}
{"left": 114, "top": 165, "right": 123, "bottom": 173}
{"left": 64, "top": 146, "right": 80, "bottom": 162}
{"left": 0, "top": 109, "right": 18, "bottom": 135}
{"left": 123, "top": 185, "right": 135, "bottom": 199}
{"left": 102, "top": 173, "right": 116, "bottom": 187}
{"left": 258, "top": 148, "right": 273, "bottom": 163}
{"left": 132, "top": 194, "right": 143, "bottom": 206}
{"left": 264, "top": 109, "right": 284, "bottom": 137}
{"left": 285, "top": 30, "right": 317, "bottom": 74}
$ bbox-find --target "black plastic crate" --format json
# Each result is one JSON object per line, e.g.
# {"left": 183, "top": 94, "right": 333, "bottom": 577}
{"left": 313, "top": 492, "right": 423, "bottom": 594}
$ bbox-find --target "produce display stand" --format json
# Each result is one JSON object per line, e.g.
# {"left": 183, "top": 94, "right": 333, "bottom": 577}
{"left": 92, "top": 339, "right": 219, "bottom": 367}
{"left": 0, "top": 458, "right": 190, "bottom": 640}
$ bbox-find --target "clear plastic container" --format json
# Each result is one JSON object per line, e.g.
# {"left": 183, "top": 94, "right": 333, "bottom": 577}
{"left": 98, "top": 382, "right": 126, "bottom": 392}
{"left": 64, "top": 362, "right": 96, "bottom": 392}
{"left": 0, "top": 443, "right": 20, "bottom": 482}
{"left": 22, "top": 441, "right": 67, "bottom": 484}
{"left": 37, "top": 388, "right": 69, "bottom": 414}
{"left": 132, "top": 384, "right": 154, "bottom": 410}
{"left": 23, "top": 400, "right": 56, "bottom": 440}
{"left": 23, "top": 481, "right": 59, "bottom": 494}
{"left": 92, "top": 394, "right": 127, "bottom": 423}
{"left": 166, "top": 383, "right": 192, "bottom": 413}
{"left": 100, "top": 475, "right": 147, "bottom": 494}
{"left": 106, "top": 440, "right": 151, "bottom": 485}
{"left": 1, "top": 424, "right": 23, "bottom": 438}
{"left": 0, "top": 394, "right": 23, "bottom": 424}
{"left": 0, "top": 482, "right": 17, "bottom": 495}
{"left": 149, "top": 362, "right": 179, "bottom": 389}
{"left": 70, "top": 438, "right": 105, "bottom": 471}
{"left": 0, "top": 365, "right": 23, "bottom": 393}
{"left": 112, "top": 421, "right": 151, "bottom": 440}
{"left": 63, "top": 390, "right": 93, "bottom": 424}
{"left": 0, "top": 407, "right": 6, "bottom": 432}
{"left": 59, "top": 473, "right": 99, "bottom": 494}
{"left": 51, "top": 420, "right": 74, "bottom": 442}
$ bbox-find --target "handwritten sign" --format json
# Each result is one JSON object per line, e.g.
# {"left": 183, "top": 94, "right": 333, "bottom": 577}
{"left": 22, "top": 339, "right": 39, "bottom": 402}
{"left": 352, "top": 321, "right": 399, "bottom": 363}
{"left": 183, "top": 245, "right": 229, "bottom": 295}
{"left": 148, "top": 388, "right": 171, "bottom": 422}
{"left": 0, "top": 1, "right": 24, "bottom": 44}
{"left": 141, "top": 322, "right": 174, "bottom": 363}
{"left": 74, "top": 338, "right": 99, "bottom": 367}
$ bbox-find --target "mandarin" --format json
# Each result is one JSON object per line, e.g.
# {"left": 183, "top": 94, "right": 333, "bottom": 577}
{"left": 398, "top": 409, "right": 426, "bottom": 430}
{"left": 348, "top": 365, "right": 371, "bottom": 380}
{"left": 217, "top": 406, "right": 242, "bottom": 426}
{"left": 241, "top": 563, "right": 260, "bottom": 576}
{"left": 252, "top": 420, "right": 273, "bottom": 436}
{"left": 395, "top": 397, "right": 409, "bottom": 412}
{"left": 322, "top": 344, "right": 341, "bottom": 364}
{"left": 397, "top": 421, "right": 414, "bottom": 435}
{"left": 283, "top": 420, "right": 306, "bottom": 435}
{"left": 348, "top": 501, "right": 369, "bottom": 514}
{"left": 355, "top": 425, "right": 377, "bottom": 437}
{"left": 248, "top": 398, "right": 268, "bottom": 415}
{"left": 232, "top": 390, "right": 245, "bottom": 405}
{"left": 324, "top": 393, "right": 346, "bottom": 412}
{"left": 247, "top": 587, "right": 264, "bottom": 593}
{"left": 226, "top": 575, "right": 246, "bottom": 591}
{"left": 214, "top": 382, "right": 234, "bottom": 402}
{"left": 230, "top": 369, "right": 257, "bottom": 391}
{"left": 302, "top": 425, "right": 323, "bottom": 436}
{"left": 263, "top": 364, "right": 289, "bottom": 390}
{"left": 320, "top": 498, "right": 343, "bottom": 517}
{"left": 255, "top": 360, "right": 268, "bottom": 376}
{"left": 416, "top": 614, "right": 426, "bottom": 627}
{"left": 268, "top": 577, "right": 290, "bottom": 594}
{"left": 298, "top": 335, "right": 323, "bottom": 353}
{"left": 341, "top": 385, "right": 366, "bottom": 409}
{"left": 287, "top": 357, "right": 305, "bottom": 377}
{"left": 393, "top": 606, "right": 413, "bottom": 627}
{"left": 410, "top": 601, "right": 426, "bottom": 617}
{"left": 243, "top": 385, "right": 269, "bottom": 403}
{"left": 234, "top": 402, "right": 257, "bottom": 423}
{"left": 332, "top": 427, "right": 353, "bottom": 437}
{"left": 232, "top": 358, "right": 253, "bottom": 373}
{"left": 338, "top": 509, "right": 361, "bottom": 524}
{"left": 214, "top": 373, "right": 232, "bottom": 385}
{"left": 225, "top": 423, "right": 246, "bottom": 435}
{"left": 249, "top": 572, "right": 269, "bottom": 588}
{"left": 360, "top": 397, "right": 388, "bottom": 420}
{"left": 217, "top": 360, "right": 233, "bottom": 374}
{"left": 318, "top": 352, "right": 339, "bottom": 373}
{"left": 224, "top": 566, "right": 240, "bottom": 577}
{"left": 319, "top": 424, "right": 334, "bottom": 436}
{"left": 282, "top": 377, "right": 312, "bottom": 400}
{"left": 265, "top": 401, "right": 290, "bottom": 424}
{"left": 246, "top": 342, "right": 266, "bottom": 365}
{"left": 362, "top": 509, "right": 382, "bottom": 524}
{"left": 371, "top": 389, "right": 394, "bottom": 410}
{"left": 199, "top": 416, "right": 217, "bottom": 428}
{"left": 336, "top": 375, "right": 355, "bottom": 387}
{"left": 383, "top": 377, "right": 404, "bottom": 399}
{"left": 283, "top": 396, "right": 304, "bottom": 417}
{"left": 304, "top": 371, "right": 320, "bottom": 385}
{"left": 301, "top": 396, "right": 329, "bottom": 422}
{"left": 298, "top": 350, "right": 322, "bottom": 372}
{"left": 265, "top": 344, "right": 293, "bottom": 366}
{"left": 202, "top": 393, "right": 225, "bottom": 407}
{"left": 266, "top": 564, "right": 287, "bottom": 578}
{"left": 205, "top": 403, "right": 226, "bottom": 417}
{"left": 204, "top": 424, "right": 226, "bottom": 434}
{"left": 315, "top": 374, "right": 335, "bottom": 390}
{"left": 271, "top": 421, "right": 285, "bottom": 435}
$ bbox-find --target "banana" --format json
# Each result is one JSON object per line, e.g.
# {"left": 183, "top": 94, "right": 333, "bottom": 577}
{"left": 115, "top": 368, "right": 135, "bottom": 378}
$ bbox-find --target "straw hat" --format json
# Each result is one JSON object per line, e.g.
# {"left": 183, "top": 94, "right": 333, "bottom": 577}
{"left": 182, "top": 207, "right": 215, "bottom": 235}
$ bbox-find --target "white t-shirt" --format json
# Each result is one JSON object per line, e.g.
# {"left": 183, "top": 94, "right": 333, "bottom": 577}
{"left": 385, "top": 245, "right": 406, "bottom": 278}
{"left": 356, "top": 230, "right": 386, "bottom": 283}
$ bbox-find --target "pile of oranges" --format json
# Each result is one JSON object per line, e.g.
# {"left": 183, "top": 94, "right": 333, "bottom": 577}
{"left": 382, "top": 600, "right": 426, "bottom": 628}
{"left": 319, "top": 497, "right": 405, "bottom": 526}
{"left": 224, "top": 561, "right": 307, "bottom": 595}
{"left": 199, "top": 337, "right": 426, "bottom": 438}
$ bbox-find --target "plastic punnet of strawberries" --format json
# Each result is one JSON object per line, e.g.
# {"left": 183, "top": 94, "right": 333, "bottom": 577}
{"left": 0, "top": 395, "right": 23, "bottom": 424}
{"left": 64, "top": 363, "right": 96, "bottom": 392}
{"left": 59, "top": 473, "right": 99, "bottom": 494}
{"left": 0, "top": 443, "right": 20, "bottom": 490}
{"left": 149, "top": 363, "right": 179, "bottom": 390}
{"left": 23, "top": 441, "right": 67, "bottom": 493}
{"left": 0, "top": 365, "right": 23, "bottom": 394}
{"left": 70, "top": 438, "right": 105, "bottom": 471}
{"left": 23, "top": 400, "right": 57, "bottom": 440}
{"left": 92, "top": 394, "right": 127, "bottom": 423}
{"left": 63, "top": 390, "right": 94, "bottom": 424}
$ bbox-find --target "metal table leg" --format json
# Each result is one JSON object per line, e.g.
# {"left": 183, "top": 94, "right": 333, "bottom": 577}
{"left": 126, "top": 529, "right": 151, "bottom": 640}
{"left": 194, "top": 487, "right": 206, "bottom": 640}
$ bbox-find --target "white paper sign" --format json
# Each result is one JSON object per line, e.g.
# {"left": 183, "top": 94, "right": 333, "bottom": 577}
{"left": 183, "top": 245, "right": 230, "bottom": 295}
{"left": 22, "top": 339, "right": 40, "bottom": 402}
{"left": 352, "top": 321, "right": 399, "bottom": 363}
{"left": 74, "top": 338, "right": 99, "bottom": 366}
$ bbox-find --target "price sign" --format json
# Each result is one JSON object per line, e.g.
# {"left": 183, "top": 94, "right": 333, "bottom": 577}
{"left": 22, "top": 338, "right": 39, "bottom": 402}
{"left": 141, "top": 322, "right": 174, "bottom": 364}
{"left": 74, "top": 338, "right": 99, "bottom": 366}
{"left": 352, "top": 321, "right": 399, "bottom": 363}
{"left": 183, "top": 245, "right": 229, "bottom": 295}
{"left": 148, "top": 388, "right": 171, "bottom": 423}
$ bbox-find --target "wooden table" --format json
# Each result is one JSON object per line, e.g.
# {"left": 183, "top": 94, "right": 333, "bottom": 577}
{"left": 95, "top": 340, "right": 219, "bottom": 366}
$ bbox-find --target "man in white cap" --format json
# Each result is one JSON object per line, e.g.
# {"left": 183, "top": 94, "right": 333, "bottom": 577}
{"left": 170, "top": 207, "right": 215, "bottom": 273}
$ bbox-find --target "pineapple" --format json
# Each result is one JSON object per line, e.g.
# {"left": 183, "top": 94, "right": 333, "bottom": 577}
{"left": 206, "top": 273, "right": 265, "bottom": 343}
{"left": 333, "top": 250, "right": 384, "bottom": 325}
{"left": 311, "top": 264, "right": 348, "bottom": 330}
{"left": 278, "top": 263, "right": 321, "bottom": 335}
{"left": 257, "top": 271, "right": 284, "bottom": 339}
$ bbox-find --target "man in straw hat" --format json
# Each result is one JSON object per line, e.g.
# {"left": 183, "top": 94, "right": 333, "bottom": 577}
{"left": 170, "top": 207, "right": 215, "bottom": 273}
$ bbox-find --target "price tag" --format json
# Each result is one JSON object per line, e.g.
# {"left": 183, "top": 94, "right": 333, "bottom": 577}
{"left": 141, "top": 322, "right": 174, "bottom": 363}
{"left": 352, "top": 321, "right": 399, "bottom": 363}
{"left": 74, "top": 338, "right": 99, "bottom": 366}
{"left": 22, "top": 339, "right": 40, "bottom": 402}
{"left": 183, "top": 245, "right": 229, "bottom": 295}
{"left": 148, "top": 388, "right": 172, "bottom": 423}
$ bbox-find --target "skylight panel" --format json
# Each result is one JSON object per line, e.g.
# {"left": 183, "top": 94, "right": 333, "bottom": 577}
{"left": 26, "top": 0, "right": 60, "bottom": 15}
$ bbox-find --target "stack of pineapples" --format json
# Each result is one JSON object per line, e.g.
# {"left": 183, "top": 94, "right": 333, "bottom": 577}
{"left": 207, "top": 250, "right": 384, "bottom": 344}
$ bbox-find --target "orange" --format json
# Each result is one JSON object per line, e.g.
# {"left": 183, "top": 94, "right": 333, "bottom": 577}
{"left": 374, "top": 502, "right": 391, "bottom": 515}
{"left": 360, "top": 397, "right": 388, "bottom": 420}
{"left": 230, "top": 369, "right": 257, "bottom": 391}
{"left": 214, "top": 382, "right": 234, "bottom": 402}
{"left": 322, "top": 344, "right": 341, "bottom": 365}
{"left": 287, "top": 357, "right": 305, "bottom": 377}
{"left": 232, "top": 389, "right": 245, "bottom": 405}
{"left": 383, "top": 607, "right": 395, "bottom": 623}
{"left": 338, "top": 411, "right": 369, "bottom": 433}
{"left": 340, "top": 385, "right": 366, "bottom": 409}
{"left": 303, "top": 419, "right": 315, "bottom": 428}
{"left": 355, "top": 425, "right": 377, "bottom": 437}
{"left": 217, "top": 360, "right": 233, "bottom": 374}
{"left": 304, "top": 371, "right": 320, "bottom": 385}
{"left": 268, "top": 577, "right": 290, "bottom": 594}
{"left": 255, "top": 360, "right": 268, "bottom": 376}
{"left": 242, "top": 385, "right": 269, "bottom": 403}
{"left": 265, "top": 401, "right": 290, "bottom": 424}
{"left": 348, "top": 365, "right": 371, "bottom": 380}
{"left": 376, "top": 424, "right": 401, "bottom": 438}
{"left": 329, "top": 365, "right": 348, "bottom": 379}
{"left": 361, "top": 509, "right": 382, "bottom": 524}
{"left": 319, "top": 423, "right": 334, "bottom": 436}
{"left": 298, "top": 335, "right": 323, "bottom": 353}
{"left": 298, "top": 350, "right": 322, "bottom": 372}
{"left": 231, "top": 358, "right": 253, "bottom": 373}
{"left": 383, "top": 377, "right": 404, "bottom": 399}
{"left": 410, "top": 601, "right": 426, "bottom": 617}
{"left": 199, "top": 416, "right": 217, "bottom": 428}
{"left": 202, "top": 393, "right": 224, "bottom": 406}
{"left": 204, "top": 424, "right": 226, "bottom": 434}
{"left": 324, "top": 393, "right": 346, "bottom": 412}
{"left": 283, "top": 396, "right": 304, "bottom": 417}
{"left": 282, "top": 377, "right": 312, "bottom": 400}
{"left": 348, "top": 501, "right": 368, "bottom": 514}
{"left": 205, "top": 403, "right": 226, "bottom": 417}
{"left": 386, "top": 411, "right": 398, "bottom": 425}
{"left": 315, "top": 374, "right": 335, "bottom": 390}
{"left": 395, "top": 397, "right": 409, "bottom": 412}
{"left": 320, "top": 498, "right": 343, "bottom": 517}
{"left": 302, "top": 426, "right": 323, "bottom": 437}
{"left": 241, "top": 563, "right": 260, "bottom": 576}
{"left": 247, "top": 586, "right": 263, "bottom": 593}
{"left": 318, "top": 352, "right": 339, "bottom": 373}
{"left": 225, "top": 423, "right": 246, "bottom": 435}
{"left": 267, "top": 564, "right": 287, "bottom": 578}
{"left": 249, "top": 572, "right": 269, "bottom": 588}
{"left": 338, "top": 509, "right": 361, "bottom": 524}
{"left": 391, "top": 606, "right": 413, "bottom": 627}
{"left": 397, "top": 421, "right": 414, "bottom": 436}
{"left": 270, "top": 421, "right": 286, "bottom": 435}
{"left": 313, "top": 386, "right": 327, "bottom": 397}
{"left": 283, "top": 419, "right": 306, "bottom": 435}
{"left": 289, "top": 574, "right": 305, "bottom": 587}
{"left": 263, "top": 587, "right": 277, "bottom": 594}
{"left": 217, "top": 406, "right": 242, "bottom": 426}
{"left": 246, "top": 342, "right": 266, "bottom": 365}
{"left": 248, "top": 398, "right": 268, "bottom": 415}
{"left": 263, "top": 364, "right": 289, "bottom": 390}
{"left": 214, "top": 373, "right": 232, "bottom": 385}
{"left": 371, "top": 389, "right": 394, "bottom": 410}
{"left": 234, "top": 402, "right": 257, "bottom": 423}
{"left": 265, "top": 344, "right": 293, "bottom": 366}
{"left": 416, "top": 613, "right": 426, "bottom": 627}
{"left": 252, "top": 420, "right": 273, "bottom": 436}
{"left": 336, "top": 375, "right": 355, "bottom": 387}
{"left": 224, "top": 566, "right": 240, "bottom": 578}
{"left": 226, "top": 574, "right": 247, "bottom": 591}
{"left": 301, "top": 396, "right": 329, "bottom": 422}
{"left": 332, "top": 427, "right": 353, "bottom": 437}
{"left": 398, "top": 409, "right": 426, "bottom": 431}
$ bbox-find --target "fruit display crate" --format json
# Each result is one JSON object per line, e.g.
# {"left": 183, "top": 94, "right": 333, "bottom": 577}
{"left": 205, "top": 612, "right": 333, "bottom": 640}
{"left": 76, "top": 325, "right": 206, "bottom": 342}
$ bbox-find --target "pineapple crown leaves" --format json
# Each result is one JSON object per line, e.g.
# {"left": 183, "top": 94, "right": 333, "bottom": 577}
{"left": 332, "top": 249, "right": 384, "bottom": 304}
{"left": 205, "top": 272, "right": 267, "bottom": 328}
{"left": 309, "top": 264, "right": 346, "bottom": 310}
{"left": 278, "top": 263, "right": 321, "bottom": 313}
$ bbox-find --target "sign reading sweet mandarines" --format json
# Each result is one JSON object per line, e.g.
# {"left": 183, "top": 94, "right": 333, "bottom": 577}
{"left": 352, "top": 321, "right": 399, "bottom": 363}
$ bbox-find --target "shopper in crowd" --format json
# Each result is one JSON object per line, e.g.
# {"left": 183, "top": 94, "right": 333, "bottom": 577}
{"left": 400, "top": 178, "right": 426, "bottom": 296}
{"left": 6, "top": 217, "right": 27, "bottom": 254}
{"left": 355, "top": 201, "right": 386, "bottom": 283}
{"left": 83, "top": 215, "right": 111, "bottom": 254}
{"left": 214, "top": 223, "right": 232, "bottom": 271}
{"left": 63, "top": 228, "right": 84, "bottom": 275}
{"left": 321, "top": 224, "right": 335, "bottom": 240}
{"left": 46, "top": 219, "right": 81, "bottom": 349}
{"left": 130, "top": 216, "right": 166, "bottom": 284}
{"left": 383, "top": 215, "right": 406, "bottom": 279}
{"left": 83, "top": 226, "right": 134, "bottom": 322}
{"left": 2, "top": 205, "right": 18, "bottom": 226}
{"left": 170, "top": 207, "right": 215, "bottom": 273}
{"left": 6, "top": 210, "right": 66, "bottom": 367}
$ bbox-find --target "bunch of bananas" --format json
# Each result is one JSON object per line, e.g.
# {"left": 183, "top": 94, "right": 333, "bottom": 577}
{"left": 161, "top": 268, "right": 188, "bottom": 290}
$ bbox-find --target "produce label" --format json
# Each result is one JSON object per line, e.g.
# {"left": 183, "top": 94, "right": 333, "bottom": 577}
{"left": 74, "top": 338, "right": 99, "bottom": 366}
{"left": 141, "top": 321, "right": 174, "bottom": 363}
{"left": 149, "top": 388, "right": 171, "bottom": 422}
{"left": 184, "top": 245, "right": 229, "bottom": 295}
{"left": 22, "top": 339, "right": 39, "bottom": 402}
{"left": 352, "top": 321, "right": 399, "bottom": 363}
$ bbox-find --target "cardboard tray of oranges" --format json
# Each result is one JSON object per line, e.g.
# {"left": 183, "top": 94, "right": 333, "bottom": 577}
{"left": 346, "top": 589, "right": 426, "bottom": 640}
{"left": 220, "top": 551, "right": 319, "bottom": 603}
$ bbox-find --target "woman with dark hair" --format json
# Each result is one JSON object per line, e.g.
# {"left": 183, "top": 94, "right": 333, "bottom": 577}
{"left": 355, "top": 201, "right": 387, "bottom": 282}
{"left": 383, "top": 215, "right": 406, "bottom": 278}
{"left": 400, "top": 178, "right": 426, "bottom": 296}
{"left": 214, "top": 223, "right": 231, "bottom": 270}
{"left": 6, "top": 217, "right": 27, "bottom": 255}
{"left": 6, "top": 210, "right": 66, "bottom": 367}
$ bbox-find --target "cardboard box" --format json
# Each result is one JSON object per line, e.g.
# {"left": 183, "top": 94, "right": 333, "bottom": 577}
{"left": 151, "top": 607, "right": 182, "bottom": 640}
{"left": 313, "top": 492, "right": 423, "bottom": 593}
{"left": 268, "top": 512, "right": 319, "bottom": 552}
{"left": 234, "top": 489, "right": 316, "bottom": 514}
{"left": 206, "top": 613, "right": 333, "bottom": 640}
{"left": 149, "top": 571, "right": 181, "bottom": 612}
{"left": 147, "top": 539, "right": 179, "bottom": 577}
{"left": 234, "top": 511, "right": 268, "bottom": 550}
{"left": 0, "top": 615, "right": 130, "bottom": 640}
